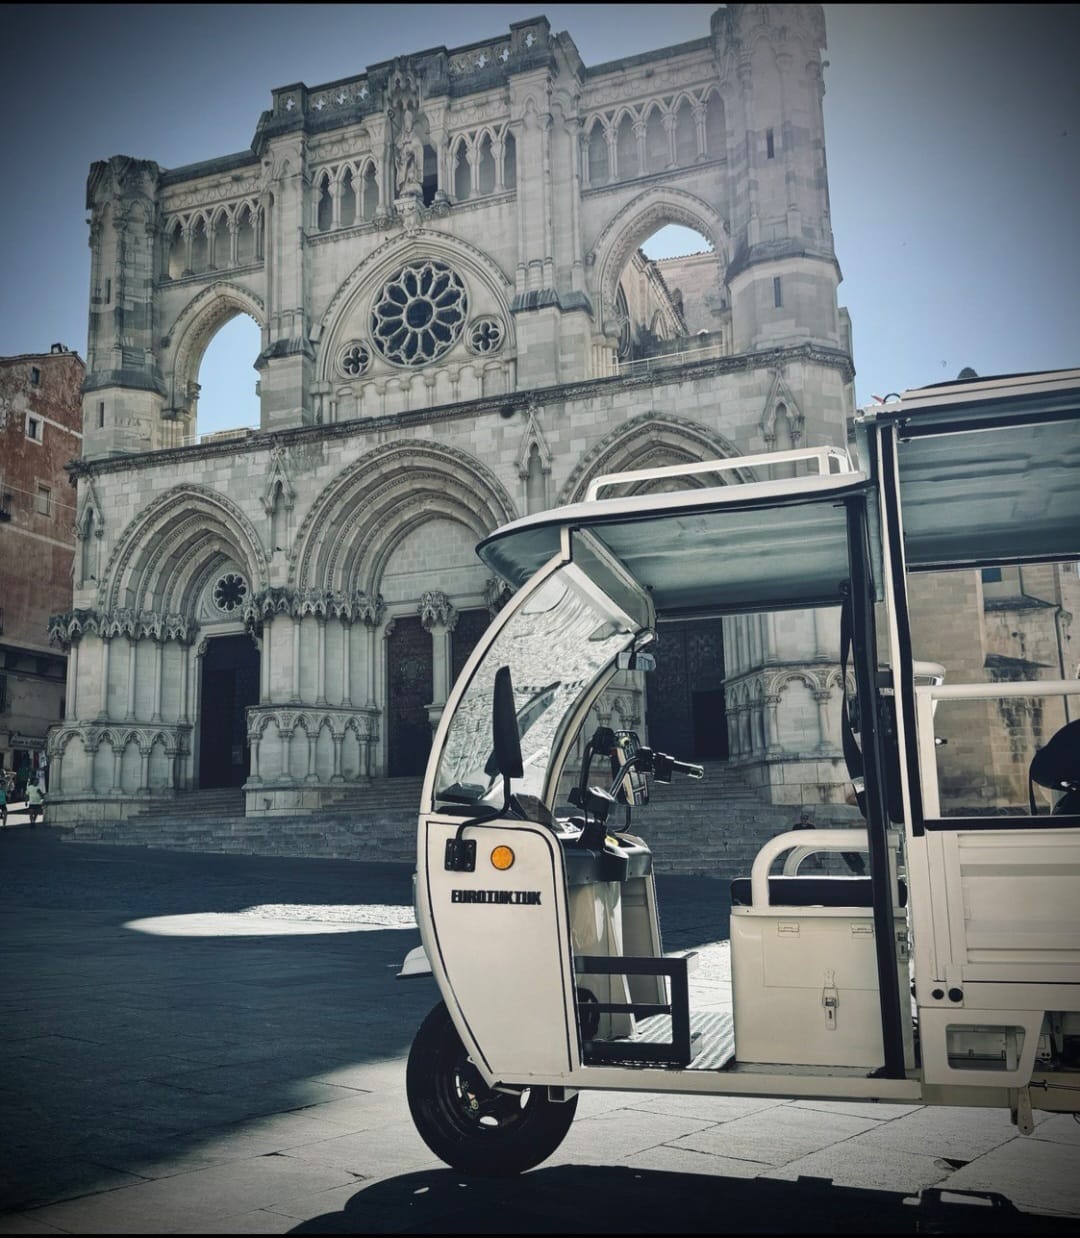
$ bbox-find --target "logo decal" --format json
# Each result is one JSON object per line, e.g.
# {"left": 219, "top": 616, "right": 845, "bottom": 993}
{"left": 451, "top": 889, "right": 542, "bottom": 906}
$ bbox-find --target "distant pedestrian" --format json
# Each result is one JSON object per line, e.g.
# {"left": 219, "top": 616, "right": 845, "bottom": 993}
{"left": 792, "top": 807, "right": 865, "bottom": 874}
{"left": 791, "top": 808, "right": 823, "bottom": 868}
{"left": 26, "top": 778, "right": 44, "bottom": 827}
{"left": 0, "top": 777, "right": 7, "bottom": 828}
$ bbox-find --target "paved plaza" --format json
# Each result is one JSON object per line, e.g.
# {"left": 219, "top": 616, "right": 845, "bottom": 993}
{"left": 0, "top": 824, "right": 1077, "bottom": 1234}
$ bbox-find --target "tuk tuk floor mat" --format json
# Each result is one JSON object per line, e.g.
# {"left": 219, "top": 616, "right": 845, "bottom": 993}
{"left": 625, "top": 1009, "right": 735, "bottom": 1070}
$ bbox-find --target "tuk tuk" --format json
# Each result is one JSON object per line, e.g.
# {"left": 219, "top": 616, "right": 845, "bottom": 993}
{"left": 399, "top": 368, "right": 1080, "bottom": 1175}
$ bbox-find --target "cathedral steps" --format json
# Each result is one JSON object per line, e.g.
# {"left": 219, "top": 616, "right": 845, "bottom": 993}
{"left": 59, "top": 764, "right": 859, "bottom": 877}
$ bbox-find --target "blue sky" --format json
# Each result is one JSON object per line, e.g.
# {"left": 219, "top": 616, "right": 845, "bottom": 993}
{"left": 1, "top": 4, "right": 1077, "bottom": 434}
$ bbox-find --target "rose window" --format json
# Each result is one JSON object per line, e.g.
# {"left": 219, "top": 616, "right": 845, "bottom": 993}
{"left": 467, "top": 317, "right": 504, "bottom": 355}
{"left": 213, "top": 572, "right": 248, "bottom": 614}
{"left": 338, "top": 341, "right": 371, "bottom": 377}
{"left": 370, "top": 260, "right": 467, "bottom": 367}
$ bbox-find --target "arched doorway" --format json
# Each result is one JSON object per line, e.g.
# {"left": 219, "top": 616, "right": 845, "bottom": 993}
{"left": 646, "top": 617, "right": 728, "bottom": 761}
{"left": 199, "top": 634, "right": 260, "bottom": 787}
{"left": 387, "top": 617, "right": 434, "bottom": 777}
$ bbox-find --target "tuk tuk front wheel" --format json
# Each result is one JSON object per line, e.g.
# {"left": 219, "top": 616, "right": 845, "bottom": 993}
{"left": 406, "top": 1000, "right": 577, "bottom": 1176}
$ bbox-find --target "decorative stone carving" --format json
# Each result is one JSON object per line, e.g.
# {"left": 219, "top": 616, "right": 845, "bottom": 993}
{"left": 419, "top": 590, "right": 457, "bottom": 631}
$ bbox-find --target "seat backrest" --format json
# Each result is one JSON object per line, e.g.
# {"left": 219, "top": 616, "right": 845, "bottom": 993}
{"left": 1029, "top": 718, "right": 1080, "bottom": 813}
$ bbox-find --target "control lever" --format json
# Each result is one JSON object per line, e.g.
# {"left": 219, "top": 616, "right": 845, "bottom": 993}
{"left": 636, "top": 746, "right": 704, "bottom": 783}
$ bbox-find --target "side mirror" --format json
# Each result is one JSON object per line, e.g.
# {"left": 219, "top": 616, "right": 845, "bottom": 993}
{"left": 616, "top": 649, "right": 656, "bottom": 672}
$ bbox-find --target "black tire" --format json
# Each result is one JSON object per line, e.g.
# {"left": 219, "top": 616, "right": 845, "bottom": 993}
{"left": 406, "top": 1000, "right": 577, "bottom": 1176}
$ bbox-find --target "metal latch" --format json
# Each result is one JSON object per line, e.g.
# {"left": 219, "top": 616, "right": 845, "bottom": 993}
{"left": 822, "top": 968, "right": 839, "bottom": 1031}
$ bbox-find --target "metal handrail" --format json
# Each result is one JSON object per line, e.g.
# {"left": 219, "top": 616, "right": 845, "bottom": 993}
{"left": 585, "top": 446, "right": 853, "bottom": 501}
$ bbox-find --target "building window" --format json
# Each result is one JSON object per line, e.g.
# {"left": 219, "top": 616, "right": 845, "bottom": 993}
{"left": 105, "top": 278, "right": 112, "bottom": 303}
{"left": 981, "top": 567, "right": 1002, "bottom": 584}
{"left": 773, "top": 276, "right": 783, "bottom": 309}
{"left": 26, "top": 415, "right": 42, "bottom": 442}
{"left": 29, "top": 366, "right": 41, "bottom": 385}
{"left": 337, "top": 341, "right": 371, "bottom": 378}
{"left": 213, "top": 573, "right": 249, "bottom": 614}
{"left": 36, "top": 486, "right": 52, "bottom": 516}
{"left": 98, "top": 402, "right": 106, "bottom": 428}
{"left": 766, "top": 127, "right": 775, "bottom": 159}
{"left": 370, "top": 259, "right": 468, "bottom": 367}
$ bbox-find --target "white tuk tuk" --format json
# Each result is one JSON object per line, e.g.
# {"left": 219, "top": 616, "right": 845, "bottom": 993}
{"left": 399, "top": 368, "right": 1080, "bottom": 1175}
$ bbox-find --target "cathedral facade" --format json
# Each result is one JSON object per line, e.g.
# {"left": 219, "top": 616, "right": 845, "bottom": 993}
{"left": 47, "top": 4, "right": 858, "bottom": 825}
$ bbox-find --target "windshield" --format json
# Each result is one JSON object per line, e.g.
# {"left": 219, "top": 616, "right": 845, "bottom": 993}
{"left": 433, "top": 564, "right": 642, "bottom": 807}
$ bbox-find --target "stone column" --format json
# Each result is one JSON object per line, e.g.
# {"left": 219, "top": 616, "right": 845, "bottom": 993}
{"left": 291, "top": 616, "right": 302, "bottom": 702}
{"left": 341, "top": 620, "right": 352, "bottom": 706}
{"left": 315, "top": 618, "right": 327, "bottom": 705}
{"left": 814, "top": 689, "right": 833, "bottom": 752}
{"left": 66, "top": 640, "right": 79, "bottom": 721}
{"left": 420, "top": 591, "right": 457, "bottom": 733}
{"left": 111, "top": 742, "right": 123, "bottom": 795}
{"left": 764, "top": 692, "right": 782, "bottom": 757}
{"left": 126, "top": 638, "right": 137, "bottom": 720}
{"left": 99, "top": 637, "right": 111, "bottom": 720}
{"left": 152, "top": 640, "right": 163, "bottom": 722}
{"left": 331, "top": 730, "right": 344, "bottom": 783}
{"left": 249, "top": 734, "right": 261, "bottom": 782}
{"left": 305, "top": 728, "right": 318, "bottom": 783}
{"left": 179, "top": 640, "right": 190, "bottom": 723}
{"left": 138, "top": 743, "right": 151, "bottom": 795}
{"left": 259, "top": 617, "right": 272, "bottom": 703}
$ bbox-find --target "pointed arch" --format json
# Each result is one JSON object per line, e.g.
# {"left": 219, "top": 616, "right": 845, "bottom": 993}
{"left": 100, "top": 484, "right": 269, "bottom": 618}
{"left": 291, "top": 441, "right": 518, "bottom": 599}
{"left": 163, "top": 281, "right": 266, "bottom": 419}
{"left": 589, "top": 187, "right": 729, "bottom": 336}
{"left": 558, "top": 413, "right": 755, "bottom": 505}
{"left": 312, "top": 230, "right": 513, "bottom": 380}
{"left": 761, "top": 369, "right": 805, "bottom": 446}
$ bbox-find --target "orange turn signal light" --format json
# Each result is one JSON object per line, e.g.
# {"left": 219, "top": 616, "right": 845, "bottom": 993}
{"left": 490, "top": 844, "right": 515, "bottom": 871}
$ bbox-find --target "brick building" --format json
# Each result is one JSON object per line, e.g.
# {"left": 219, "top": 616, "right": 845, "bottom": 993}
{"left": 0, "top": 345, "right": 84, "bottom": 788}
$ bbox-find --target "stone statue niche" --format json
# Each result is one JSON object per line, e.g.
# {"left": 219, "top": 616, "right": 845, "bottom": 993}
{"left": 386, "top": 64, "right": 426, "bottom": 201}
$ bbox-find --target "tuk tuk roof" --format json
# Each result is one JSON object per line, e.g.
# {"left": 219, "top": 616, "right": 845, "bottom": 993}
{"left": 858, "top": 367, "right": 1080, "bottom": 569}
{"left": 477, "top": 459, "right": 873, "bottom": 617}
{"left": 477, "top": 368, "right": 1079, "bottom": 616}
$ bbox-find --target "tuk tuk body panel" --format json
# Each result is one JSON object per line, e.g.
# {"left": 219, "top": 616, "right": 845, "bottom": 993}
{"left": 730, "top": 905, "right": 914, "bottom": 1069}
{"left": 417, "top": 814, "right": 580, "bottom": 1082}
{"left": 402, "top": 371, "right": 1080, "bottom": 1174}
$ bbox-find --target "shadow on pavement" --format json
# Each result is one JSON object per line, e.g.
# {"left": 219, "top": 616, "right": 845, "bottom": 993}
{"left": 289, "top": 1165, "right": 1074, "bottom": 1234}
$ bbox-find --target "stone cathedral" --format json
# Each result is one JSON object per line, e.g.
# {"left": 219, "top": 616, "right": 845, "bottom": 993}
{"left": 47, "top": 4, "right": 859, "bottom": 829}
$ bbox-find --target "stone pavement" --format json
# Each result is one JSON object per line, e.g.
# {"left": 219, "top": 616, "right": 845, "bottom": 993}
{"left": 0, "top": 825, "right": 1077, "bottom": 1234}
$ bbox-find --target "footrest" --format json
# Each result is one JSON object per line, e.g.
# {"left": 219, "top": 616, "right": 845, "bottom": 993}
{"left": 575, "top": 952, "right": 694, "bottom": 1066}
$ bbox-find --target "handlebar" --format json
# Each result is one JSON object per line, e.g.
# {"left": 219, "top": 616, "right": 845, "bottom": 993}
{"left": 634, "top": 746, "right": 703, "bottom": 784}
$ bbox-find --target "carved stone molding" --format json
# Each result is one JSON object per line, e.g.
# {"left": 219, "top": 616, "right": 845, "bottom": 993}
{"left": 419, "top": 590, "right": 457, "bottom": 632}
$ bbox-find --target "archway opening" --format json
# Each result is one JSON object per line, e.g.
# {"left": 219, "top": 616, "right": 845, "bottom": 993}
{"left": 193, "top": 314, "right": 261, "bottom": 441}
{"left": 646, "top": 617, "right": 728, "bottom": 762}
{"left": 615, "top": 224, "right": 722, "bottom": 365}
{"left": 198, "top": 634, "right": 260, "bottom": 789}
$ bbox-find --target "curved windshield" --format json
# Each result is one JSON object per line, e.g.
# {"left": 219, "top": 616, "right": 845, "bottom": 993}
{"left": 434, "top": 564, "right": 642, "bottom": 807}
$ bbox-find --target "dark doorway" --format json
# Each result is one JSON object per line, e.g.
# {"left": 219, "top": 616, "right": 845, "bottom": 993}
{"left": 646, "top": 617, "right": 726, "bottom": 761}
{"left": 387, "top": 615, "right": 433, "bottom": 777}
{"left": 199, "top": 634, "right": 260, "bottom": 788}
{"left": 451, "top": 608, "right": 491, "bottom": 684}
{"left": 693, "top": 688, "right": 729, "bottom": 759}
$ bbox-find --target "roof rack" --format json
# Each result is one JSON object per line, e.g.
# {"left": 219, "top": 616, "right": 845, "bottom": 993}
{"left": 584, "top": 446, "right": 853, "bottom": 502}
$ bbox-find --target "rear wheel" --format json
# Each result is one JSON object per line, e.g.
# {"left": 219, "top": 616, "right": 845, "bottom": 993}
{"left": 406, "top": 1000, "right": 577, "bottom": 1175}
